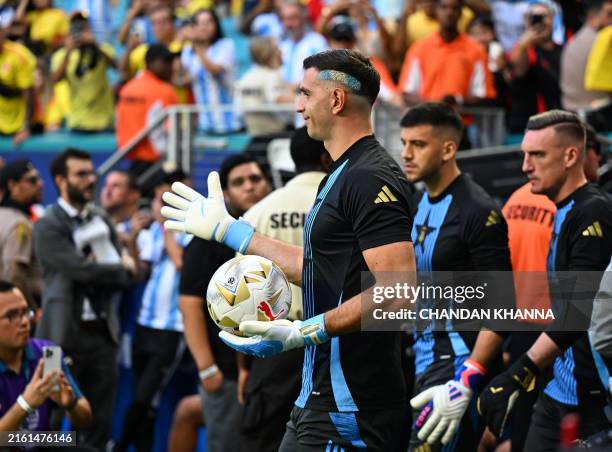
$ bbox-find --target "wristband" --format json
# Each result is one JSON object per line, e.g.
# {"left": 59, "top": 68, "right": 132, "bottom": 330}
{"left": 198, "top": 364, "right": 219, "bottom": 381}
{"left": 222, "top": 219, "right": 255, "bottom": 254}
{"left": 17, "top": 395, "right": 35, "bottom": 415}
{"left": 455, "top": 358, "right": 486, "bottom": 390}
{"left": 300, "top": 314, "right": 330, "bottom": 346}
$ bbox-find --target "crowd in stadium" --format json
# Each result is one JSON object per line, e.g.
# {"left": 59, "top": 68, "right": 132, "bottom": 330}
{"left": 0, "top": 0, "right": 610, "bottom": 147}
{"left": 1, "top": 1, "right": 612, "bottom": 452}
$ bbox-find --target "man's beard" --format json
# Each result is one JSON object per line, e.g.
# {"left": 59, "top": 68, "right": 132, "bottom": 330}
{"left": 67, "top": 181, "right": 94, "bottom": 206}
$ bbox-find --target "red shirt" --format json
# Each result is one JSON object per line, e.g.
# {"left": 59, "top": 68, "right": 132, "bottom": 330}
{"left": 116, "top": 71, "right": 178, "bottom": 163}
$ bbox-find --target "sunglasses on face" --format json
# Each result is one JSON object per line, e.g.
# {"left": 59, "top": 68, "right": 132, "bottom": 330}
{"left": 0, "top": 308, "right": 34, "bottom": 325}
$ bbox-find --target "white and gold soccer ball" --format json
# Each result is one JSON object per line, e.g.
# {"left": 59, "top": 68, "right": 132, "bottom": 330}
{"left": 206, "top": 255, "right": 292, "bottom": 336}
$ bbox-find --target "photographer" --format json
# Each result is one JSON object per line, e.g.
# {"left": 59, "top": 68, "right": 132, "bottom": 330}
{"left": 508, "top": 2, "right": 562, "bottom": 133}
{"left": 0, "top": 281, "right": 92, "bottom": 432}
{"left": 50, "top": 12, "right": 115, "bottom": 132}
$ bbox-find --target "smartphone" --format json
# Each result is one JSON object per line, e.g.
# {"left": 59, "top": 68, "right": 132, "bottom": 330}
{"left": 42, "top": 345, "right": 62, "bottom": 392}
{"left": 530, "top": 14, "right": 544, "bottom": 26}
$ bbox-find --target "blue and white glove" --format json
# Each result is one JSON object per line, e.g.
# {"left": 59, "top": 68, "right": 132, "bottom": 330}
{"left": 161, "top": 172, "right": 255, "bottom": 253}
{"left": 219, "top": 314, "right": 329, "bottom": 358}
{"left": 411, "top": 359, "right": 485, "bottom": 445}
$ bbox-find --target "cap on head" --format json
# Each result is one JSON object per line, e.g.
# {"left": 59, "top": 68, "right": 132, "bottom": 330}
{"left": 0, "top": 160, "right": 35, "bottom": 192}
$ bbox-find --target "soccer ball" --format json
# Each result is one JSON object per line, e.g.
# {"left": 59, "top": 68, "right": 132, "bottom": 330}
{"left": 206, "top": 255, "right": 292, "bottom": 336}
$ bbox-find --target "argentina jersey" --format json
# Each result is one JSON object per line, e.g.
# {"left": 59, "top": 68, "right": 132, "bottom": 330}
{"left": 410, "top": 174, "right": 512, "bottom": 376}
{"left": 280, "top": 31, "right": 328, "bottom": 85}
{"left": 181, "top": 40, "right": 242, "bottom": 134}
{"left": 543, "top": 184, "right": 612, "bottom": 405}
{"left": 295, "top": 136, "right": 414, "bottom": 412}
{"left": 138, "top": 222, "right": 193, "bottom": 332}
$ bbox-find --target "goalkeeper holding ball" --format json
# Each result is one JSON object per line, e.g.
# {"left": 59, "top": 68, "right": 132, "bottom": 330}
{"left": 162, "top": 49, "right": 416, "bottom": 450}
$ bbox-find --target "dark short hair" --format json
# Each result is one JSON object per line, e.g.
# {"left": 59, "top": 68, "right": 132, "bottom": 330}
{"left": 193, "top": 8, "right": 223, "bottom": 44}
{"left": 587, "top": 0, "right": 612, "bottom": 15}
{"left": 161, "top": 169, "right": 189, "bottom": 187}
{"left": 400, "top": 102, "right": 464, "bottom": 137}
{"left": 149, "top": 4, "right": 174, "bottom": 20}
{"left": 526, "top": 110, "right": 585, "bottom": 149}
{"left": 50, "top": 148, "right": 92, "bottom": 182}
{"left": 303, "top": 49, "right": 380, "bottom": 106}
{"left": 0, "top": 280, "right": 16, "bottom": 293}
{"left": 290, "top": 127, "right": 328, "bottom": 172}
{"left": 219, "top": 153, "right": 267, "bottom": 190}
{"left": 108, "top": 169, "right": 141, "bottom": 192}
{"left": 468, "top": 15, "right": 496, "bottom": 32}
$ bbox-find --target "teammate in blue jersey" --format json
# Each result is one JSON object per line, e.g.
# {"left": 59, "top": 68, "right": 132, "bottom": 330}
{"left": 161, "top": 49, "right": 416, "bottom": 450}
{"left": 400, "top": 103, "right": 512, "bottom": 451}
{"left": 413, "top": 110, "right": 612, "bottom": 451}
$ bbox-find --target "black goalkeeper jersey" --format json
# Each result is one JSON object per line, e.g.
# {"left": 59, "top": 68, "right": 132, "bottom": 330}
{"left": 410, "top": 174, "right": 512, "bottom": 375}
{"left": 296, "top": 135, "right": 414, "bottom": 412}
{"left": 543, "top": 183, "right": 612, "bottom": 406}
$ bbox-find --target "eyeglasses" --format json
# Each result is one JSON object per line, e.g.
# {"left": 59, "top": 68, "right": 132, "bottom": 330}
{"left": 0, "top": 308, "right": 34, "bottom": 325}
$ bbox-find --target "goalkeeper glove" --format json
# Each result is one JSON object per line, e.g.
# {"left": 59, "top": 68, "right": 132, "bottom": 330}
{"left": 477, "top": 353, "right": 539, "bottom": 438}
{"left": 161, "top": 172, "right": 255, "bottom": 253}
{"left": 411, "top": 359, "right": 486, "bottom": 445}
{"left": 218, "top": 313, "right": 329, "bottom": 358}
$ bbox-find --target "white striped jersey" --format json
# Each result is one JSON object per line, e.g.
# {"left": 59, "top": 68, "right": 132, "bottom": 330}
{"left": 181, "top": 39, "right": 242, "bottom": 133}
{"left": 137, "top": 222, "right": 192, "bottom": 332}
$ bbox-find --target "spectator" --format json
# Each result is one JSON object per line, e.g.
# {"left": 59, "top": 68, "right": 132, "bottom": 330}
{"left": 0, "top": 281, "right": 92, "bottom": 432}
{"left": 584, "top": 123, "right": 604, "bottom": 184}
{"left": 278, "top": 1, "right": 328, "bottom": 88}
{"left": 33, "top": 148, "right": 132, "bottom": 450}
{"left": 490, "top": 0, "right": 565, "bottom": 52}
{"left": 115, "top": 170, "right": 193, "bottom": 452}
{"left": 468, "top": 15, "right": 509, "bottom": 105}
{"left": 561, "top": 0, "right": 612, "bottom": 111}
{"left": 0, "top": 160, "right": 43, "bottom": 310}
{"left": 116, "top": 44, "right": 179, "bottom": 170}
{"left": 235, "top": 36, "right": 295, "bottom": 136}
{"left": 398, "top": 0, "right": 496, "bottom": 106}
{"left": 50, "top": 12, "right": 116, "bottom": 132}
{"left": 75, "top": 0, "right": 113, "bottom": 45}
{"left": 100, "top": 169, "right": 141, "bottom": 230}
{"left": 507, "top": 2, "right": 562, "bottom": 133}
{"left": 316, "top": 0, "right": 395, "bottom": 65}
{"left": 237, "top": 127, "right": 329, "bottom": 451}
{"left": 119, "top": 5, "right": 184, "bottom": 83}
{"left": 180, "top": 8, "right": 242, "bottom": 133}
{"left": 179, "top": 154, "right": 271, "bottom": 452}
{"left": 239, "top": 0, "right": 283, "bottom": 38}
{"left": 118, "top": 0, "right": 158, "bottom": 46}
{"left": 395, "top": 0, "right": 490, "bottom": 60}
{"left": 0, "top": 22, "right": 36, "bottom": 146}
{"left": 15, "top": 0, "right": 69, "bottom": 52}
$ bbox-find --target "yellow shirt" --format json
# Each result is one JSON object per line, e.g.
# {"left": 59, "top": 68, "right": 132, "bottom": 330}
{"left": 51, "top": 44, "right": 115, "bottom": 130}
{"left": 128, "top": 40, "right": 183, "bottom": 75}
{"left": 242, "top": 172, "right": 326, "bottom": 321}
{"left": 0, "top": 41, "right": 36, "bottom": 134}
{"left": 175, "top": 0, "right": 213, "bottom": 21}
{"left": 27, "top": 9, "right": 69, "bottom": 47}
{"left": 406, "top": 7, "right": 474, "bottom": 45}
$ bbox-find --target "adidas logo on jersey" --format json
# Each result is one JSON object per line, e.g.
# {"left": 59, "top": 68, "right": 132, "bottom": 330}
{"left": 582, "top": 221, "right": 603, "bottom": 237}
{"left": 485, "top": 210, "right": 501, "bottom": 227}
{"left": 374, "top": 185, "right": 397, "bottom": 204}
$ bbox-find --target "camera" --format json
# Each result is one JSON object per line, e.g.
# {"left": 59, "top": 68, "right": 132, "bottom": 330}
{"left": 530, "top": 13, "right": 544, "bottom": 26}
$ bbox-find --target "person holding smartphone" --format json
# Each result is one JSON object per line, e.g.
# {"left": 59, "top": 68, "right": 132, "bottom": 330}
{"left": 0, "top": 280, "right": 92, "bottom": 432}
{"left": 507, "top": 2, "right": 562, "bottom": 133}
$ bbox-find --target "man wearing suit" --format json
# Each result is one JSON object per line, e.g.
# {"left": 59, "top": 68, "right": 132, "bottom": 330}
{"left": 33, "top": 148, "right": 132, "bottom": 450}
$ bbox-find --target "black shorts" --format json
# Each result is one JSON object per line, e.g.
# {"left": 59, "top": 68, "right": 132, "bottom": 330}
{"left": 523, "top": 392, "right": 609, "bottom": 452}
{"left": 278, "top": 406, "right": 409, "bottom": 451}
{"left": 409, "top": 358, "right": 484, "bottom": 452}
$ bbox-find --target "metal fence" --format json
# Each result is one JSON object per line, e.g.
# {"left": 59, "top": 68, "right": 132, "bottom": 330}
{"left": 98, "top": 103, "right": 507, "bottom": 182}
